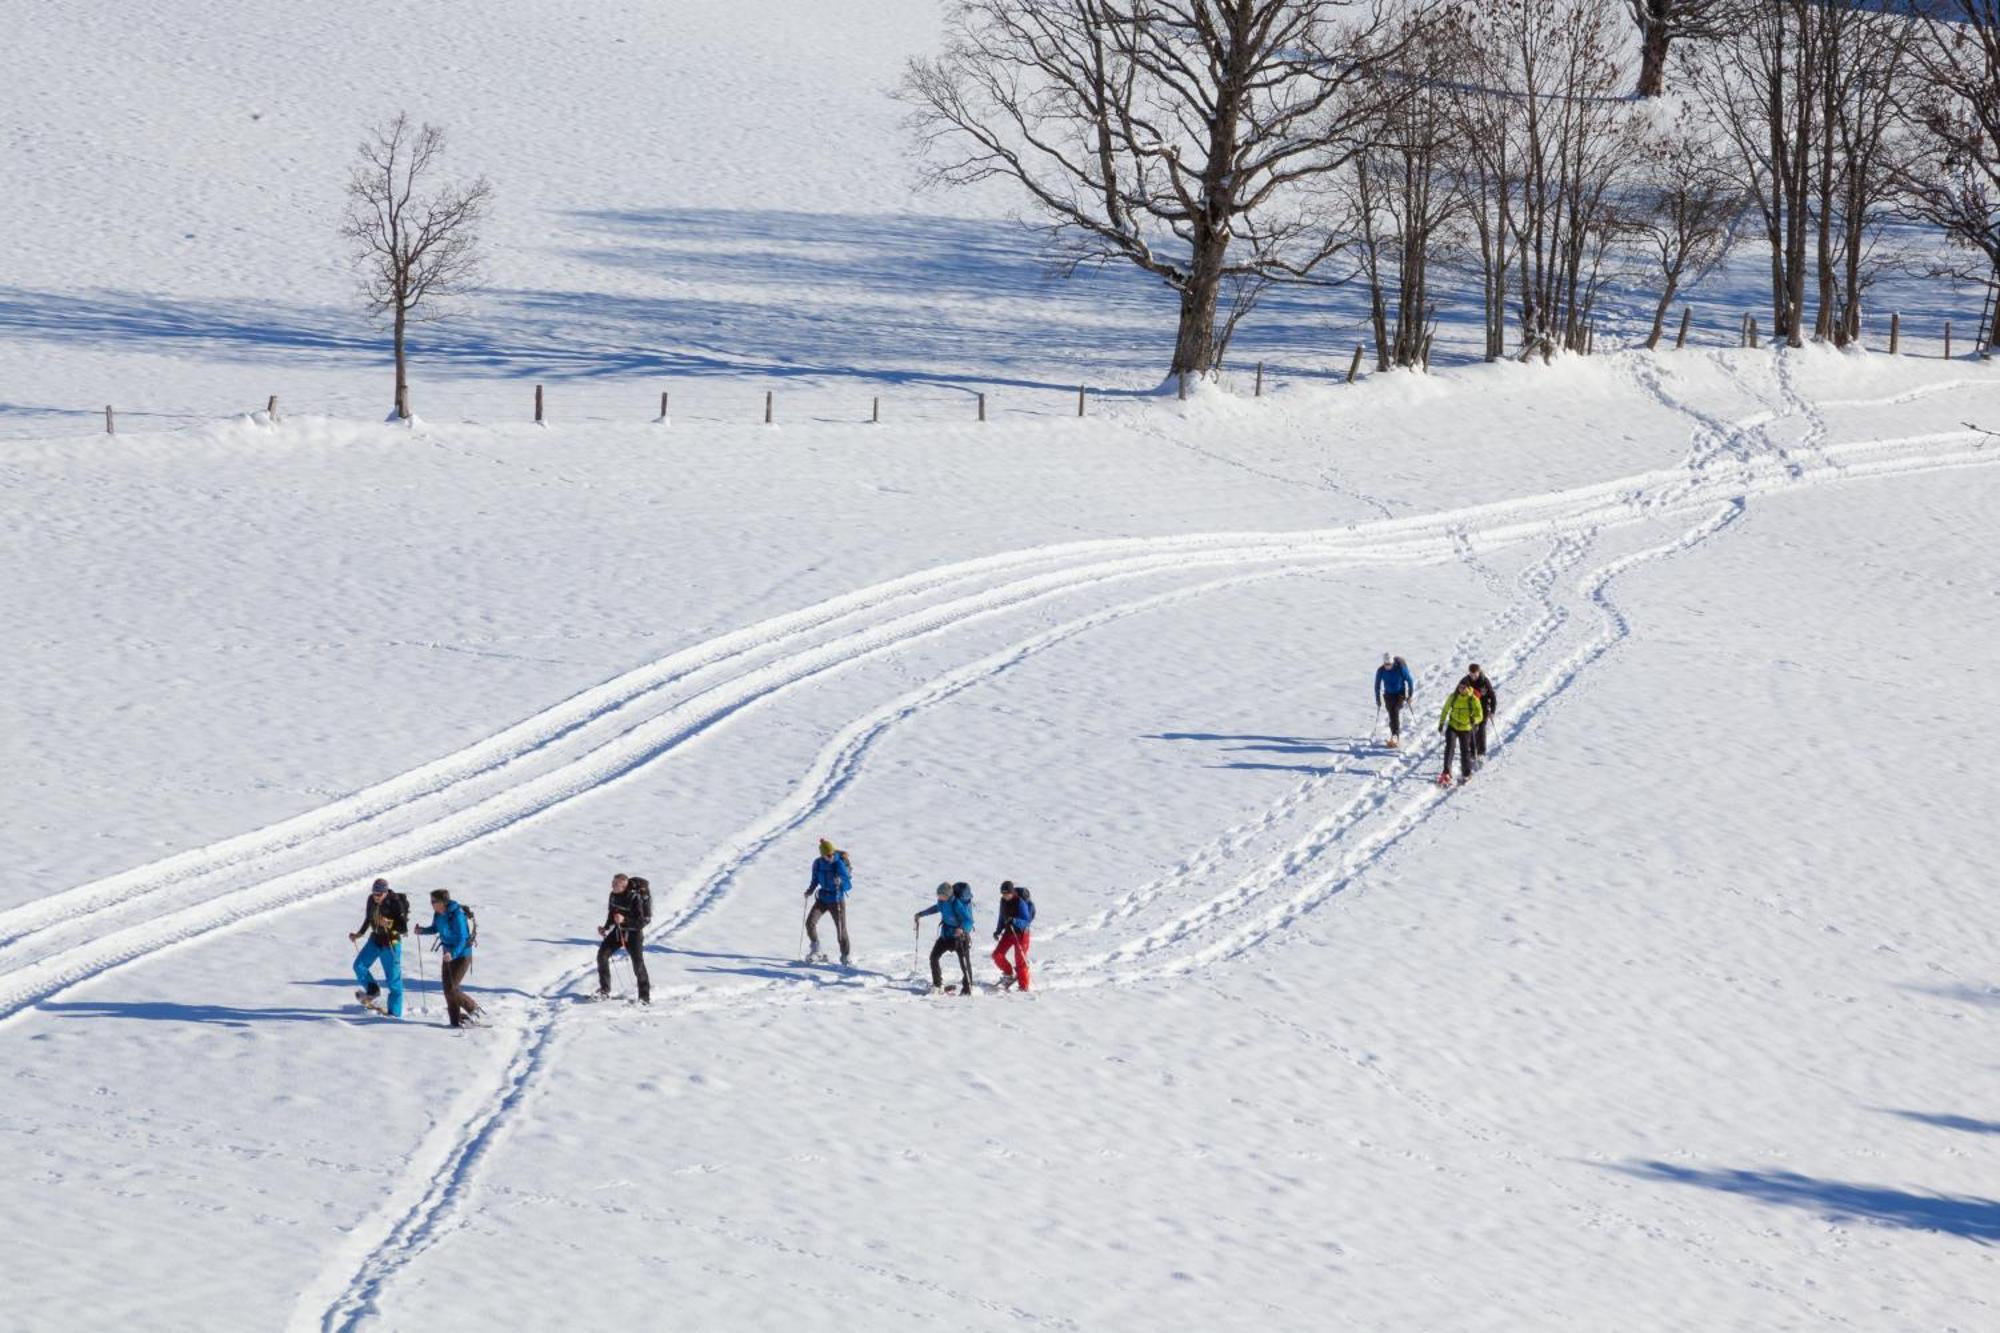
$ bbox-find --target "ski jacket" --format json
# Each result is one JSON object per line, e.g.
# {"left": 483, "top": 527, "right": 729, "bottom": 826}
{"left": 602, "top": 887, "right": 649, "bottom": 935}
{"left": 809, "top": 853, "right": 852, "bottom": 904}
{"left": 1458, "top": 674, "right": 1497, "bottom": 716}
{"left": 997, "top": 894, "right": 1035, "bottom": 934}
{"left": 357, "top": 891, "right": 408, "bottom": 950}
{"left": 418, "top": 902, "right": 475, "bottom": 959}
{"left": 917, "top": 898, "right": 975, "bottom": 937}
{"left": 1439, "top": 691, "right": 1485, "bottom": 733}
{"left": 1374, "top": 661, "right": 1415, "bottom": 703}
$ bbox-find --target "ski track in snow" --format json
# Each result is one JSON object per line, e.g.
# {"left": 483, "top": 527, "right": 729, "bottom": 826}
{"left": 286, "top": 370, "right": 1999, "bottom": 1330}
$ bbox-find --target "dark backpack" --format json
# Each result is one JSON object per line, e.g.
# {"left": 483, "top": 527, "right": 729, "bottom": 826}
{"left": 390, "top": 892, "right": 412, "bottom": 935}
{"left": 1014, "top": 887, "right": 1036, "bottom": 928}
{"left": 457, "top": 902, "right": 479, "bottom": 947}
{"left": 631, "top": 884, "right": 653, "bottom": 927}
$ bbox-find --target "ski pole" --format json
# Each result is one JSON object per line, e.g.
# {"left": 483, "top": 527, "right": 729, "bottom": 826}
{"left": 798, "top": 900, "right": 813, "bottom": 960}
{"left": 415, "top": 937, "right": 429, "bottom": 1016}
{"left": 913, "top": 919, "right": 920, "bottom": 979}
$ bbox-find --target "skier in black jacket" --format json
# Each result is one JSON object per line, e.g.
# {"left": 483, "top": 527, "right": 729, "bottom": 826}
{"left": 1457, "top": 664, "right": 1498, "bottom": 763}
{"left": 595, "top": 872, "right": 653, "bottom": 1003}
{"left": 347, "top": 877, "right": 408, "bottom": 1017}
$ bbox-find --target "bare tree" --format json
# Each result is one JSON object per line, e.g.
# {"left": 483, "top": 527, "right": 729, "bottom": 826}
{"left": 1631, "top": 116, "right": 1746, "bottom": 348}
{"left": 1454, "top": 0, "right": 1637, "bottom": 362}
{"left": 901, "top": 0, "right": 1432, "bottom": 379}
{"left": 341, "top": 114, "right": 492, "bottom": 420}
{"left": 1342, "top": 8, "right": 1466, "bottom": 370}
{"left": 1627, "top": 0, "right": 1739, "bottom": 99}
{"left": 1899, "top": 1, "right": 2000, "bottom": 348}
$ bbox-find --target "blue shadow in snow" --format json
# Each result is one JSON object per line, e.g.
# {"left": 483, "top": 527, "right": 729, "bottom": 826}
{"left": 1900, "top": 982, "right": 2000, "bottom": 1008}
{"left": 1613, "top": 1160, "right": 2000, "bottom": 1243}
{"left": 39, "top": 999, "right": 349, "bottom": 1027}
{"left": 1883, "top": 1109, "right": 2000, "bottom": 1136}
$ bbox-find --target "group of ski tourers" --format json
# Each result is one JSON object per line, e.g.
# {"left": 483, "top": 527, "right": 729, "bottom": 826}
{"left": 803, "top": 840, "right": 1036, "bottom": 995}
{"left": 344, "top": 839, "right": 1038, "bottom": 1024}
{"left": 344, "top": 661, "right": 1488, "bottom": 1022}
{"left": 1373, "top": 654, "right": 1500, "bottom": 788}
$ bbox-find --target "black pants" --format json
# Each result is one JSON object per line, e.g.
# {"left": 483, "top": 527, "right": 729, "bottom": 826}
{"left": 441, "top": 954, "right": 482, "bottom": 1027}
{"left": 1384, "top": 693, "right": 1406, "bottom": 737}
{"left": 929, "top": 933, "right": 973, "bottom": 989}
{"left": 806, "top": 900, "right": 850, "bottom": 959}
{"left": 1473, "top": 718, "right": 1489, "bottom": 757}
{"left": 597, "top": 927, "right": 651, "bottom": 1000}
{"left": 1442, "top": 728, "right": 1475, "bottom": 780}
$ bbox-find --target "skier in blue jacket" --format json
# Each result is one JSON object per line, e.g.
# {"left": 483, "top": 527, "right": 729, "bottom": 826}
{"left": 915, "top": 881, "right": 976, "bottom": 995}
{"left": 1374, "top": 653, "right": 1416, "bottom": 748}
{"left": 803, "top": 839, "right": 853, "bottom": 964}
{"left": 991, "top": 881, "right": 1035, "bottom": 992}
{"left": 414, "top": 888, "right": 482, "bottom": 1028}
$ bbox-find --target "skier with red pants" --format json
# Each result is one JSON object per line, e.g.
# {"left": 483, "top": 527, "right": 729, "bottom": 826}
{"left": 991, "top": 881, "right": 1035, "bottom": 992}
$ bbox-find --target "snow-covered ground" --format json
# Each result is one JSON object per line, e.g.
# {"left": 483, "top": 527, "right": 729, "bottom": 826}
{"left": 5, "top": 3, "right": 2000, "bottom": 1331}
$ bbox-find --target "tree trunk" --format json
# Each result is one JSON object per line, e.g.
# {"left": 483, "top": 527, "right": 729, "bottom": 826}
{"left": 393, "top": 303, "right": 410, "bottom": 419}
{"left": 1646, "top": 282, "right": 1678, "bottom": 351}
{"left": 1637, "top": 15, "right": 1670, "bottom": 99}
{"left": 1171, "top": 272, "right": 1221, "bottom": 378}
{"left": 1988, "top": 259, "right": 2000, "bottom": 352}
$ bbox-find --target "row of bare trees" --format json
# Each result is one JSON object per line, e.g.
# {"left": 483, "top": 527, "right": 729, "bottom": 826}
{"left": 902, "top": 0, "right": 2000, "bottom": 377}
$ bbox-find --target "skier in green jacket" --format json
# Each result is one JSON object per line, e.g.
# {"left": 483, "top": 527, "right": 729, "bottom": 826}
{"left": 1438, "top": 680, "right": 1485, "bottom": 787}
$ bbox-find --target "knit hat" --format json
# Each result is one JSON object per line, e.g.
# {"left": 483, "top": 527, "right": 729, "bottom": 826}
{"left": 999, "top": 880, "right": 1017, "bottom": 895}
{"left": 935, "top": 881, "right": 952, "bottom": 896}
{"left": 819, "top": 839, "right": 836, "bottom": 858}
{"left": 370, "top": 877, "right": 389, "bottom": 892}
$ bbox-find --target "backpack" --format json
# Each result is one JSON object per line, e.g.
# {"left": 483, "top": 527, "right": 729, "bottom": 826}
{"left": 631, "top": 884, "right": 653, "bottom": 927}
{"left": 1014, "top": 887, "right": 1036, "bottom": 928}
{"left": 457, "top": 901, "right": 479, "bottom": 948}
{"left": 390, "top": 891, "right": 412, "bottom": 935}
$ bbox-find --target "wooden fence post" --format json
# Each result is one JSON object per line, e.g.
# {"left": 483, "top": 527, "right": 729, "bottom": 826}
{"left": 104, "top": 405, "right": 114, "bottom": 435}
{"left": 1945, "top": 320, "right": 1953, "bottom": 359}
{"left": 1077, "top": 385, "right": 1086, "bottom": 418}
{"left": 764, "top": 390, "right": 773, "bottom": 424}
{"left": 266, "top": 394, "right": 279, "bottom": 421}
{"left": 658, "top": 390, "right": 669, "bottom": 422}
{"left": 977, "top": 392, "right": 986, "bottom": 423}
{"left": 871, "top": 396, "right": 879, "bottom": 424}
{"left": 534, "top": 384, "right": 544, "bottom": 424}
{"left": 1748, "top": 315, "right": 1760, "bottom": 350}
{"left": 1347, "top": 344, "right": 1364, "bottom": 383}
{"left": 1889, "top": 311, "right": 1900, "bottom": 355}
{"left": 1675, "top": 307, "right": 1692, "bottom": 349}
{"left": 1254, "top": 361, "right": 1264, "bottom": 397}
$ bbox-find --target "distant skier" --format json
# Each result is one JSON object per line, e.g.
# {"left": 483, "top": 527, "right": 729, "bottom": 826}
{"left": 347, "top": 877, "right": 407, "bottom": 1017}
{"left": 803, "top": 839, "right": 853, "bottom": 964}
{"left": 1437, "top": 679, "right": 1485, "bottom": 787}
{"left": 414, "top": 888, "right": 482, "bottom": 1028}
{"left": 1374, "top": 653, "right": 1416, "bottom": 747}
{"left": 595, "top": 872, "right": 652, "bottom": 1004}
{"left": 915, "top": 881, "right": 975, "bottom": 995}
{"left": 991, "top": 881, "right": 1035, "bottom": 992}
{"left": 1458, "top": 663, "right": 1498, "bottom": 763}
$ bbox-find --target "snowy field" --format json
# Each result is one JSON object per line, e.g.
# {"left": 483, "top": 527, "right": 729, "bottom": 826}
{"left": 5, "top": 3, "right": 2000, "bottom": 1332}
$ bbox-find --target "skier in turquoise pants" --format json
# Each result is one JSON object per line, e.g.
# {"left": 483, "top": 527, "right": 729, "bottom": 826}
{"left": 348, "top": 878, "right": 408, "bottom": 1017}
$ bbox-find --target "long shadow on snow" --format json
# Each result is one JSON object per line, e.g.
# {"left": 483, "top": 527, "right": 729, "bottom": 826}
{"left": 1881, "top": 1109, "right": 2000, "bottom": 1136}
{"left": 1611, "top": 1160, "right": 2000, "bottom": 1243}
{"left": 38, "top": 999, "right": 353, "bottom": 1027}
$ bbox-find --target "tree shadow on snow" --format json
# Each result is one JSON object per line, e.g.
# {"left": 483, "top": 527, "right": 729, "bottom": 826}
{"left": 1611, "top": 1160, "right": 2000, "bottom": 1243}
{"left": 38, "top": 999, "right": 351, "bottom": 1027}
{"left": 1881, "top": 1109, "right": 2000, "bottom": 1136}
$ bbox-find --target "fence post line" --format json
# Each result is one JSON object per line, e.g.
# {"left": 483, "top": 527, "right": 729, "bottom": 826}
{"left": 534, "top": 384, "right": 544, "bottom": 424}
{"left": 1945, "top": 320, "right": 1953, "bottom": 360}
{"left": 871, "top": 396, "right": 879, "bottom": 424}
{"left": 1347, "top": 345, "right": 1364, "bottom": 383}
{"left": 1889, "top": 311, "right": 1900, "bottom": 355}
{"left": 266, "top": 394, "right": 279, "bottom": 421}
{"left": 1076, "top": 384, "right": 1086, "bottom": 418}
{"left": 658, "top": 390, "right": 669, "bottom": 422}
{"left": 105, "top": 405, "right": 114, "bottom": 435}
{"left": 1254, "top": 361, "right": 1264, "bottom": 397}
{"left": 977, "top": 392, "right": 986, "bottom": 423}
{"left": 764, "top": 390, "right": 773, "bottom": 424}
{"left": 1675, "top": 306, "right": 1692, "bottom": 350}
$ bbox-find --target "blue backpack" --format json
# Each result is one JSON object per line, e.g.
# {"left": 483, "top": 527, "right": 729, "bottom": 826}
{"left": 1013, "top": 887, "right": 1036, "bottom": 928}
